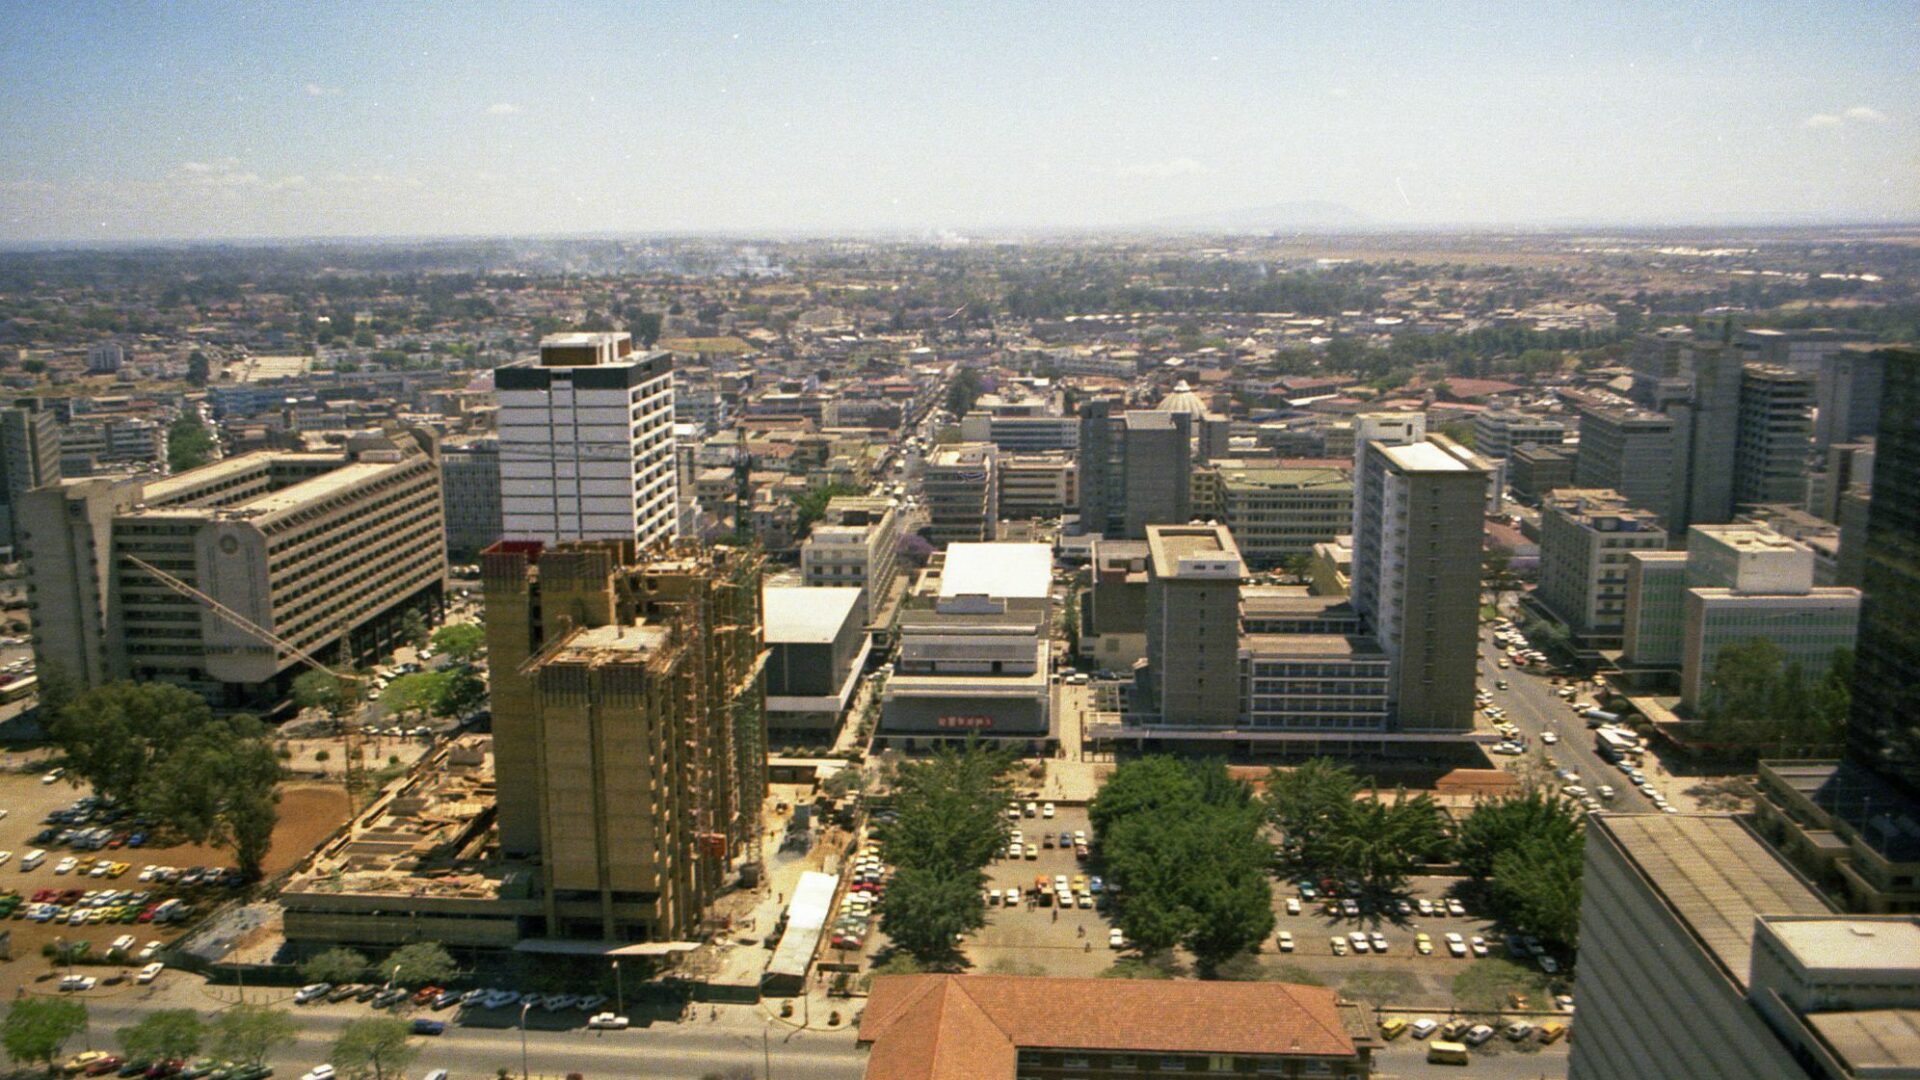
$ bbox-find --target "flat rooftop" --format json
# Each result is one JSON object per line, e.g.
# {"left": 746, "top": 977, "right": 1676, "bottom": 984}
{"left": 1147, "top": 524, "right": 1243, "bottom": 580}
{"left": 1379, "top": 440, "right": 1480, "bottom": 473}
{"left": 764, "top": 586, "right": 863, "bottom": 644}
{"left": 1692, "top": 525, "right": 1805, "bottom": 553}
{"left": 553, "top": 622, "right": 670, "bottom": 659}
{"left": 1599, "top": 814, "right": 1830, "bottom": 988}
{"left": 1803, "top": 1009, "right": 1920, "bottom": 1076}
{"left": 1241, "top": 633, "right": 1383, "bottom": 660}
{"left": 939, "top": 543, "right": 1052, "bottom": 600}
{"left": 1762, "top": 917, "right": 1920, "bottom": 973}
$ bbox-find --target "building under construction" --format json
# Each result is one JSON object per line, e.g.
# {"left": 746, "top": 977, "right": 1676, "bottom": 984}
{"left": 482, "top": 538, "right": 768, "bottom": 943}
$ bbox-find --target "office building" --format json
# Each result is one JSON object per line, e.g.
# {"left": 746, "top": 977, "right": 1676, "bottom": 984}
{"left": 799, "top": 495, "right": 903, "bottom": 626}
{"left": 1074, "top": 400, "right": 1195, "bottom": 539}
{"left": 1751, "top": 760, "right": 1920, "bottom": 915}
{"left": 1817, "top": 441, "right": 1874, "bottom": 525}
{"left": 1472, "top": 410, "right": 1568, "bottom": 460}
{"left": 1847, "top": 348, "right": 1920, "bottom": 795}
{"left": 495, "top": 331, "right": 678, "bottom": 549}
{"left": 1628, "top": 326, "right": 1697, "bottom": 405}
{"left": 1574, "top": 811, "right": 1920, "bottom": 1080}
{"left": 1735, "top": 365, "right": 1816, "bottom": 508}
{"left": 1621, "top": 550, "right": 1690, "bottom": 669}
{"left": 1350, "top": 436, "right": 1490, "bottom": 731}
{"left": 763, "top": 585, "right": 869, "bottom": 738}
{"left": 1079, "top": 538, "right": 1149, "bottom": 671}
{"left": 479, "top": 539, "right": 765, "bottom": 940}
{"left": 86, "top": 342, "right": 124, "bottom": 375}
{"left": 1575, "top": 406, "right": 1677, "bottom": 527}
{"left": 1346, "top": 412, "right": 1427, "bottom": 540}
{"left": 1738, "top": 327, "right": 1876, "bottom": 373}
{"left": 21, "top": 429, "right": 446, "bottom": 708}
{"left": 1679, "top": 525, "right": 1861, "bottom": 709}
{"left": 957, "top": 412, "right": 1079, "bottom": 453}
{"left": 877, "top": 543, "right": 1052, "bottom": 751}
{"left": 1205, "top": 463, "right": 1353, "bottom": 567}
{"left": 1815, "top": 348, "right": 1885, "bottom": 451}
{"left": 997, "top": 452, "right": 1076, "bottom": 520}
{"left": 923, "top": 442, "right": 999, "bottom": 545}
{"left": 1668, "top": 342, "right": 1745, "bottom": 534}
{"left": 1536, "top": 489, "right": 1668, "bottom": 651}
{"left": 860, "top": 974, "right": 1376, "bottom": 1080}
{"left": 440, "top": 436, "right": 503, "bottom": 558}
{"left": 1240, "top": 590, "right": 1391, "bottom": 735}
{"left": 0, "top": 402, "right": 61, "bottom": 550}
{"left": 1143, "top": 524, "right": 1246, "bottom": 727}
{"left": 1509, "top": 442, "right": 1576, "bottom": 503}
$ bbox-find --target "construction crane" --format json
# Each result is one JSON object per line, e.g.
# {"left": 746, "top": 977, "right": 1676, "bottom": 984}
{"left": 121, "top": 555, "right": 368, "bottom": 792}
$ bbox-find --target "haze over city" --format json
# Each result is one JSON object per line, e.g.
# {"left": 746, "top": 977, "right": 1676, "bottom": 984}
{"left": 2, "top": 0, "right": 1916, "bottom": 242}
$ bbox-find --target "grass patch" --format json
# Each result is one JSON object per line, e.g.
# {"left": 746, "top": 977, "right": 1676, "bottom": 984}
{"left": 1341, "top": 969, "right": 1421, "bottom": 1005}
{"left": 1452, "top": 958, "right": 1554, "bottom": 1018}
{"left": 1102, "top": 953, "right": 1181, "bottom": 980}
{"left": 986, "top": 956, "right": 1046, "bottom": 976}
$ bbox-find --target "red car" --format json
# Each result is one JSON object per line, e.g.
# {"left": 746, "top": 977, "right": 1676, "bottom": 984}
{"left": 411, "top": 985, "right": 443, "bottom": 1007}
{"left": 82, "top": 1057, "right": 123, "bottom": 1076}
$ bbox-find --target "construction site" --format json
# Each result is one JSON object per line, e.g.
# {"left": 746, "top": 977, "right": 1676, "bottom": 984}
{"left": 280, "top": 538, "right": 772, "bottom": 954}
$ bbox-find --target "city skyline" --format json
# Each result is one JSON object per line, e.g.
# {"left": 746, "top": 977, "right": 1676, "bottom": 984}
{"left": 2, "top": 0, "right": 1916, "bottom": 243}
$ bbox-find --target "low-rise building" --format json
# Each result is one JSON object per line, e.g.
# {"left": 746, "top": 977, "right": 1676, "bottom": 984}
{"left": 764, "top": 586, "right": 869, "bottom": 739}
{"left": 1473, "top": 410, "right": 1568, "bottom": 460}
{"left": 1206, "top": 462, "right": 1353, "bottom": 567}
{"left": 1536, "top": 489, "right": 1668, "bottom": 651}
{"left": 923, "top": 442, "right": 998, "bottom": 546}
{"left": 1509, "top": 442, "right": 1576, "bottom": 503}
{"left": 997, "top": 451, "right": 1075, "bottom": 520}
{"left": 799, "top": 495, "right": 902, "bottom": 626}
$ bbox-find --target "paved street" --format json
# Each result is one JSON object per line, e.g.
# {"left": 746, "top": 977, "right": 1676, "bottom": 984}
{"left": 1475, "top": 634, "right": 1659, "bottom": 813}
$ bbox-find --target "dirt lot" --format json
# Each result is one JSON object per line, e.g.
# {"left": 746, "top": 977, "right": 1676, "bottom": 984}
{"left": 0, "top": 768, "right": 349, "bottom": 996}
{"left": 967, "top": 804, "right": 1117, "bottom": 978}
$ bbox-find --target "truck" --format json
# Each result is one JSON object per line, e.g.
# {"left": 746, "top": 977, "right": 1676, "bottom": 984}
{"left": 1595, "top": 727, "right": 1641, "bottom": 762}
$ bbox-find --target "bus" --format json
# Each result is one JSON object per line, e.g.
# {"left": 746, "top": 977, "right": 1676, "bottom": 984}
{"left": 1427, "top": 1040, "right": 1471, "bottom": 1065}
{"left": 1595, "top": 727, "right": 1641, "bottom": 762}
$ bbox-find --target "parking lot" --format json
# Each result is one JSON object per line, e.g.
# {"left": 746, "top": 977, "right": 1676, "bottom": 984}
{"left": 968, "top": 803, "right": 1116, "bottom": 977}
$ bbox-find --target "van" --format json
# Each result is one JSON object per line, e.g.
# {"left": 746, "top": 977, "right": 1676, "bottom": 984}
{"left": 1538, "top": 1022, "right": 1568, "bottom": 1044}
{"left": 1426, "top": 1041, "right": 1471, "bottom": 1065}
{"left": 20, "top": 850, "right": 46, "bottom": 871}
{"left": 1379, "top": 1017, "right": 1408, "bottom": 1040}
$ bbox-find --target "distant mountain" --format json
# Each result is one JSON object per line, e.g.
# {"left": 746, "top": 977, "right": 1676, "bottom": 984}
{"left": 1141, "top": 200, "right": 1373, "bottom": 234}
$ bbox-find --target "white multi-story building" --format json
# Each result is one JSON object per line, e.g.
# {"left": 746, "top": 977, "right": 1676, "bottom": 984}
{"left": 495, "top": 332, "right": 678, "bottom": 548}
{"left": 800, "top": 495, "right": 903, "bottom": 625}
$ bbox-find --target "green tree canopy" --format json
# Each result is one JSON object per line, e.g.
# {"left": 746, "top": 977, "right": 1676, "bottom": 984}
{"left": 52, "top": 681, "right": 212, "bottom": 804}
{"left": 331, "top": 1018, "right": 417, "bottom": 1080}
{"left": 1262, "top": 758, "right": 1363, "bottom": 868}
{"left": 875, "top": 743, "right": 1015, "bottom": 964}
{"left": 301, "top": 947, "right": 370, "bottom": 985}
{"left": 428, "top": 623, "right": 486, "bottom": 664}
{"left": 292, "top": 669, "right": 356, "bottom": 719}
{"left": 2, "top": 998, "right": 88, "bottom": 1075}
{"left": 793, "top": 483, "right": 862, "bottom": 535}
{"left": 118, "top": 1010, "right": 204, "bottom": 1063}
{"left": 384, "top": 941, "right": 458, "bottom": 987}
{"left": 167, "top": 414, "right": 218, "bottom": 473}
{"left": 1699, "top": 639, "right": 1851, "bottom": 755}
{"left": 207, "top": 1005, "right": 296, "bottom": 1067}
{"left": 1454, "top": 791, "right": 1586, "bottom": 950}
{"left": 1325, "top": 793, "right": 1452, "bottom": 892}
{"left": 139, "top": 713, "right": 283, "bottom": 878}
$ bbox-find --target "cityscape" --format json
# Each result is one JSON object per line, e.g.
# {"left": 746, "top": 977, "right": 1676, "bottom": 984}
{"left": 0, "top": 5, "right": 1916, "bottom": 1080}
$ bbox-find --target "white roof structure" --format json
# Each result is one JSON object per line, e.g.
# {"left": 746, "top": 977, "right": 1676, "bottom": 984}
{"left": 763, "top": 586, "right": 863, "bottom": 644}
{"left": 939, "top": 543, "right": 1052, "bottom": 601}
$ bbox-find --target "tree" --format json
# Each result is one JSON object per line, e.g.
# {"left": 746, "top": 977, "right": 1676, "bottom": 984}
{"left": 399, "top": 610, "right": 430, "bottom": 651}
{"left": 630, "top": 312, "right": 663, "bottom": 347}
{"left": 2, "top": 998, "right": 88, "bottom": 1075}
{"left": 877, "top": 866, "right": 983, "bottom": 963}
{"left": 1491, "top": 833, "right": 1584, "bottom": 950}
{"left": 292, "top": 669, "right": 355, "bottom": 720}
{"left": 167, "top": 414, "right": 218, "bottom": 473}
{"left": 1454, "top": 790, "right": 1581, "bottom": 881}
{"left": 207, "top": 1005, "right": 297, "bottom": 1066}
{"left": 944, "top": 368, "right": 984, "bottom": 416}
{"left": 384, "top": 941, "right": 458, "bottom": 987}
{"left": 1263, "top": 758, "right": 1362, "bottom": 869}
{"left": 118, "top": 1010, "right": 203, "bottom": 1063}
{"left": 793, "top": 483, "right": 862, "bottom": 535}
{"left": 52, "top": 681, "right": 212, "bottom": 804}
{"left": 428, "top": 623, "right": 485, "bottom": 664}
{"left": 302, "top": 947, "right": 370, "bottom": 985}
{"left": 873, "top": 743, "right": 1014, "bottom": 964}
{"left": 382, "top": 671, "right": 451, "bottom": 719}
{"left": 1698, "top": 639, "right": 1850, "bottom": 754}
{"left": 331, "top": 1018, "right": 417, "bottom": 1080}
{"left": 1324, "top": 792, "right": 1452, "bottom": 892}
{"left": 139, "top": 714, "right": 282, "bottom": 878}
{"left": 187, "top": 351, "right": 211, "bottom": 386}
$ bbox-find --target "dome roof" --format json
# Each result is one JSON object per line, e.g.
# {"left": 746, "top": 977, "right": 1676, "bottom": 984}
{"left": 1156, "top": 380, "right": 1209, "bottom": 416}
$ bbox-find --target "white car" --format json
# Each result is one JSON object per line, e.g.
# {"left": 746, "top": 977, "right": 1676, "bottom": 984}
{"left": 1444, "top": 932, "right": 1467, "bottom": 958}
{"left": 53, "top": 857, "right": 78, "bottom": 875}
{"left": 1109, "top": 928, "right": 1127, "bottom": 949}
{"left": 1410, "top": 1019, "right": 1439, "bottom": 1040}
{"left": 294, "top": 983, "right": 332, "bottom": 1004}
{"left": 136, "top": 962, "right": 165, "bottom": 984}
{"left": 586, "top": 1013, "right": 629, "bottom": 1030}
{"left": 1284, "top": 897, "right": 1300, "bottom": 916}
{"left": 1470, "top": 935, "right": 1489, "bottom": 958}
{"left": 1041, "top": 802, "right": 1055, "bottom": 819}
{"left": 0, "top": 851, "right": 11, "bottom": 866}
{"left": 1277, "top": 931, "right": 1294, "bottom": 953}
{"left": 110, "top": 934, "right": 136, "bottom": 953}
{"left": 58, "top": 975, "right": 96, "bottom": 992}
{"left": 136, "top": 941, "right": 163, "bottom": 962}
{"left": 1348, "top": 932, "right": 1370, "bottom": 953}
{"left": 1541, "top": 732, "right": 1559, "bottom": 744}
{"left": 1446, "top": 899, "right": 1466, "bottom": 917}
{"left": 300, "top": 1068, "right": 336, "bottom": 1080}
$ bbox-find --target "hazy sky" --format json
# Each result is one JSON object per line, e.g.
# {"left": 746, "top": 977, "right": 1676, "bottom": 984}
{"left": 2, "top": 1, "right": 1915, "bottom": 242}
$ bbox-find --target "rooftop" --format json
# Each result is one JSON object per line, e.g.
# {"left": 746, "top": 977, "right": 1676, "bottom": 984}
{"left": 1761, "top": 917, "right": 1920, "bottom": 974}
{"left": 1803, "top": 1009, "right": 1920, "bottom": 1076}
{"left": 859, "top": 974, "right": 1358, "bottom": 1078}
{"left": 1691, "top": 524, "right": 1806, "bottom": 553}
{"left": 1241, "top": 633, "right": 1383, "bottom": 660}
{"left": 763, "top": 586, "right": 863, "bottom": 644}
{"left": 1598, "top": 814, "right": 1830, "bottom": 988}
{"left": 1378, "top": 438, "right": 1485, "bottom": 474}
{"left": 939, "top": 543, "right": 1052, "bottom": 601}
{"left": 1147, "top": 523, "right": 1244, "bottom": 580}
{"left": 552, "top": 622, "right": 670, "bottom": 660}
{"left": 1217, "top": 465, "right": 1352, "bottom": 492}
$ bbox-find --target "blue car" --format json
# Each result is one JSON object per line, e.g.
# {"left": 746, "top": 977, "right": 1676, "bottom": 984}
{"left": 1088, "top": 876, "right": 1104, "bottom": 895}
{"left": 127, "top": 833, "right": 146, "bottom": 848}
{"left": 410, "top": 1019, "right": 445, "bottom": 1036}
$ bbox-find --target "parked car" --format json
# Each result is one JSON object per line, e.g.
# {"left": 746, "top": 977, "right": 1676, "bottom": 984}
{"left": 586, "top": 1013, "right": 629, "bottom": 1030}
{"left": 293, "top": 984, "right": 331, "bottom": 1005}
{"left": 408, "top": 1020, "right": 444, "bottom": 1036}
{"left": 1409, "top": 1019, "right": 1439, "bottom": 1039}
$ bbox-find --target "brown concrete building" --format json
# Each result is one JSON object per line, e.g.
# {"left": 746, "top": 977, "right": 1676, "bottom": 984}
{"left": 858, "top": 974, "right": 1376, "bottom": 1079}
{"left": 481, "top": 538, "right": 767, "bottom": 942}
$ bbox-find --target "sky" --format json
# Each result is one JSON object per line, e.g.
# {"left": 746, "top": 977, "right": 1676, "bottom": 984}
{"left": 1, "top": 1, "right": 1916, "bottom": 243}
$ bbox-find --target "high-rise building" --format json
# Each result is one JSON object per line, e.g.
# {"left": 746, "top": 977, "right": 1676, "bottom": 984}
{"left": 495, "top": 332, "right": 678, "bottom": 549}
{"left": 1847, "top": 347, "right": 1920, "bottom": 794}
{"left": 479, "top": 539, "right": 765, "bottom": 940}
{"left": 439, "top": 436, "right": 503, "bottom": 559}
{"left": 1817, "top": 441, "right": 1874, "bottom": 524}
{"left": 21, "top": 429, "right": 446, "bottom": 707}
{"left": 1737, "top": 326, "right": 1876, "bottom": 373}
{"left": 1668, "top": 341, "right": 1745, "bottom": 534}
{"left": 1678, "top": 525, "right": 1861, "bottom": 709}
{"left": 1621, "top": 550, "right": 1690, "bottom": 669}
{"left": 1536, "top": 489, "right": 1668, "bottom": 650}
{"left": 1814, "top": 348, "right": 1886, "bottom": 451}
{"left": 1350, "top": 435, "right": 1490, "bottom": 731}
{"left": 1143, "top": 524, "right": 1245, "bottom": 726}
{"left": 0, "top": 401, "right": 61, "bottom": 550}
{"left": 1574, "top": 406, "right": 1676, "bottom": 527}
{"left": 1735, "top": 365, "right": 1816, "bottom": 508}
{"left": 86, "top": 342, "right": 124, "bottom": 375}
{"left": 1508, "top": 443, "right": 1576, "bottom": 503}
{"left": 1073, "top": 400, "right": 1195, "bottom": 539}
{"left": 1566, "top": 813, "right": 1920, "bottom": 1080}
{"left": 923, "top": 442, "right": 999, "bottom": 545}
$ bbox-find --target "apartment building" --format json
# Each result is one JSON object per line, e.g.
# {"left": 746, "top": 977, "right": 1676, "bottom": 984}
{"left": 1735, "top": 365, "right": 1816, "bottom": 508}
{"left": 479, "top": 539, "right": 766, "bottom": 941}
{"left": 1143, "top": 524, "right": 1245, "bottom": 727}
{"left": 495, "top": 331, "right": 678, "bottom": 549}
{"left": 1535, "top": 489, "right": 1668, "bottom": 650}
{"left": 1074, "top": 400, "right": 1194, "bottom": 539}
{"left": 923, "top": 442, "right": 999, "bottom": 545}
{"left": 799, "top": 495, "right": 902, "bottom": 626}
{"left": 21, "top": 428, "right": 446, "bottom": 709}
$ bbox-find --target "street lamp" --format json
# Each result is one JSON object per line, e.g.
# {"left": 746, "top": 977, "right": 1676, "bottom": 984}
{"left": 612, "top": 958, "right": 623, "bottom": 1017}
{"left": 519, "top": 1000, "right": 532, "bottom": 1080}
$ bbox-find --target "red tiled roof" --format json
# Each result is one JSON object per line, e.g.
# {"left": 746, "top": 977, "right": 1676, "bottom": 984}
{"left": 858, "top": 974, "right": 1355, "bottom": 1078}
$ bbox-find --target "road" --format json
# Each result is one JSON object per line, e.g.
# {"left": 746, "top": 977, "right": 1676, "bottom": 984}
{"left": 74, "top": 992, "right": 866, "bottom": 1080}
{"left": 1476, "top": 634, "right": 1657, "bottom": 813}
